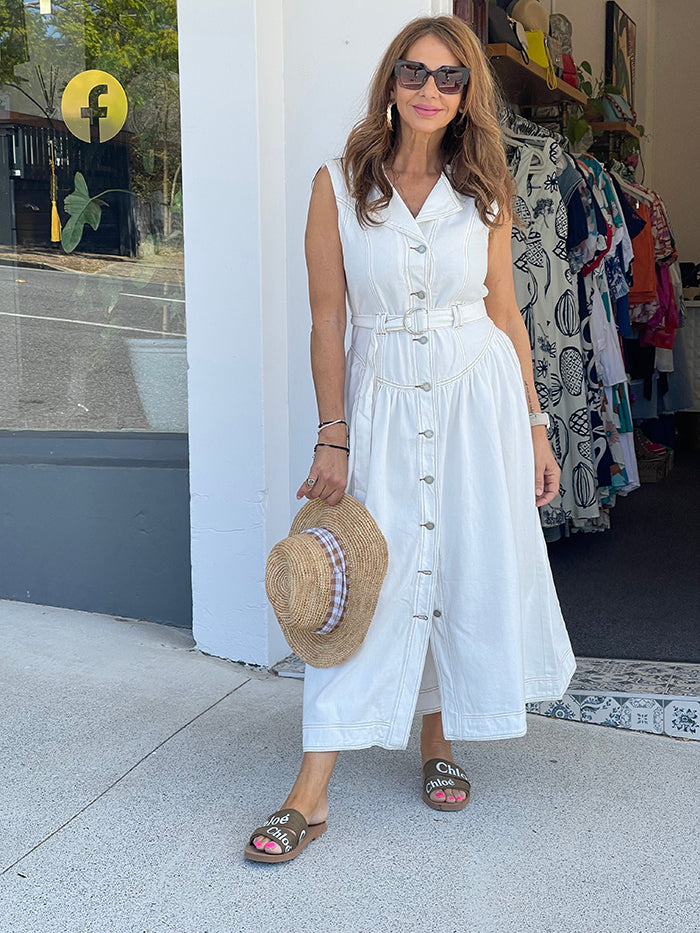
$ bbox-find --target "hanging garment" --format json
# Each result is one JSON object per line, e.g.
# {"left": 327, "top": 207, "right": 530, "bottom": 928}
{"left": 627, "top": 204, "right": 657, "bottom": 306}
{"left": 301, "top": 159, "right": 576, "bottom": 751}
{"left": 575, "top": 157, "right": 638, "bottom": 500}
{"left": 641, "top": 265, "right": 680, "bottom": 349}
{"left": 510, "top": 141, "right": 599, "bottom": 530}
{"left": 573, "top": 274, "right": 618, "bottom": 514}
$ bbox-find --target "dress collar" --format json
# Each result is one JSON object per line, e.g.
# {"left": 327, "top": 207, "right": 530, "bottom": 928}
{"left": 373, "top": 171, "right": 465, "bottom": 240}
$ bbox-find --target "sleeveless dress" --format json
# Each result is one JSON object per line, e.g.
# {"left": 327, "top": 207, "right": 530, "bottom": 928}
{"left": 302, "top": 159, "right": 576, "bottom": 751}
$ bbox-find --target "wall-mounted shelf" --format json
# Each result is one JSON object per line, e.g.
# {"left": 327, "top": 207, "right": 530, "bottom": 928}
{"left": 592, "top": 122, "right": 640, "bottom": 138}
{"left": 486, "top": 44, "right": 587, "bottom": 107}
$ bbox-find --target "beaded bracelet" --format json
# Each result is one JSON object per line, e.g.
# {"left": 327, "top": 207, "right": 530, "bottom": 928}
{"left": 314, "top": 442, "right": 350, "bottom": 454}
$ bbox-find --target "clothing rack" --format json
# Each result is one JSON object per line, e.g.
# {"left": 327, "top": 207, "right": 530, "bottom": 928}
{"left": 510, "top": 102, "right": 570, "bottom": 141}
{"left": 502, "top": 108, "right": 566, "bottom": 147}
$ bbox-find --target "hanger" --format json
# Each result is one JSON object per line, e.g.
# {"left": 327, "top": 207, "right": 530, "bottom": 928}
{"left": 609, "top": 167, "right": 651, "bottom": 208}
{"left": 501, "top": 109, "right": 565, "bottom": 148}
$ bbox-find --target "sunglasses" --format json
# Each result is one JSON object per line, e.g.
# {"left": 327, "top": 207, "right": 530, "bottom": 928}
{"left": 394, "top": 59, "right": 471, "bottom": 94}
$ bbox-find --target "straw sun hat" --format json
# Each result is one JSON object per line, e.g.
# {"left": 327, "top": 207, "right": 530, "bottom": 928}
{"left": 265, "top": 494, "right": 388, "bottom": 668}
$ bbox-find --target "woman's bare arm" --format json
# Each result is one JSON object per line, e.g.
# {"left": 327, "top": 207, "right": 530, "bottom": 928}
{"left": 295, "top": 166, "right": 349, "bottom": 505}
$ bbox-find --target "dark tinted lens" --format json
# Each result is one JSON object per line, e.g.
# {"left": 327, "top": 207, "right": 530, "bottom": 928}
{"left": 398, "top": 62, "right": 427, "bottom": 89}
{"left": 435, "top": 67, "right": 466, "bottom": 93}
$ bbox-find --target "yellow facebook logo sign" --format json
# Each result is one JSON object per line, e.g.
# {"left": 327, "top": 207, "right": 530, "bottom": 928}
{"left": 61, "top": 70, "right": 128, "bottom": 143}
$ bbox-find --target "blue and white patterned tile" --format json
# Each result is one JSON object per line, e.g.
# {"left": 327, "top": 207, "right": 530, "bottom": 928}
{"left": 570, "top": 672, "right": 626, "bottom": 692}
{"left": 539, "top": 695, "right": 581, "bottom": 721}
{"left": 609, "top": 659, "right": 677, "bottom": 676}
{"left": 664, "top": 699, "right": 700, "bottom": 738}
{"left": 612, "top": 676, "right": 674, "bottom": 695}
{"left": 618, "top": 696, "right": 664, "bottom": 734}
{"left": 270, "top": 654, "right": 305, "bottom": 679}
{"left": 604, "top": 662, "right": 677, "bottom": 694}
{"left": 577, "top": 695, "right": 623, "bottom": 727}
{"left": 571, "top": 657, "right": 619, "bottom": 680}
{"left": 666, "top": 666, "right": 700, "bottom": 698}
{"left": 569, "top": 658, "right": 685, "bottom": 695}
{"left": 570, "top": 659, "right": 614, "bottom": 690}
{"left": 573, "top": 657, "right": 618, "bottom": 673}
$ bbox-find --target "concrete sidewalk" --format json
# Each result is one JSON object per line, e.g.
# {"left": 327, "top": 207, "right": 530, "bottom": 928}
{"left": 1, "top": 600, "right": 697, "bottom": 933}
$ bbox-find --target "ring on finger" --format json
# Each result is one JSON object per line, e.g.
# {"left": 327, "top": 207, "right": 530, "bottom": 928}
{"left": 305, "top": 477, "right": 316, "bottom": 487}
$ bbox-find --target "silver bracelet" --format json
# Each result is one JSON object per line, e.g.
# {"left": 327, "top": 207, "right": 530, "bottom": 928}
{"left": 529, "top": 412, "right": 550, "bottom": 428}
{"left": 318, "top": 419, "right": 347, "bottom": 431}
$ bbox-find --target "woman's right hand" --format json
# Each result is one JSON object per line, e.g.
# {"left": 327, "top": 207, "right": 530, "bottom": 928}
{"left": 296, "top": 443, "right": 348, "bottom": 506}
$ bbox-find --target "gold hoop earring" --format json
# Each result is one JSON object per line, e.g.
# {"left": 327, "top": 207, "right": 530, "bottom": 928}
{"left": 386, "top": 103, "right": 394, "bottom": 131}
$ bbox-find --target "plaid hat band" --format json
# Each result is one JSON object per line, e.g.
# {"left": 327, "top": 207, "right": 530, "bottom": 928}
{"left": 301, "top": 527, "right": 348, "bottom": 634}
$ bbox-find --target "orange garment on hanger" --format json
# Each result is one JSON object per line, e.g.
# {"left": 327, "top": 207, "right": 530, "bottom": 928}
{"left": 628, "top": 204, "right": 657, "bottom": 303}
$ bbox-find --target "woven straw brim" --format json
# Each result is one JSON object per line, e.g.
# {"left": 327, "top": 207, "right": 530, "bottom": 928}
{"left": 265, "top": 494, "right": 388, "bottom": 668}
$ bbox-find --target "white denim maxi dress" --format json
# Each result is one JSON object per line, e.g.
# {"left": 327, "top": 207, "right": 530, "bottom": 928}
{"left": 302, "top": 159, "right": 576, "bottom": 751}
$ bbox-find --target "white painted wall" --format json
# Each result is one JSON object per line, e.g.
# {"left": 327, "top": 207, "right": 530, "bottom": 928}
{"left": 180, "top": 0, "right": 441, "bottom": 665}
{"left": 553, "top": 0, "right": 653, "bottom": 177}
{"left": 651, "top": 0, "right": 700, "bottom": 261}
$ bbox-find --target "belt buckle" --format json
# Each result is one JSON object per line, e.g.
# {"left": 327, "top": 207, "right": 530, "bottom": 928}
{"left": 403, "top": 308, "right": 427, "bottom": 335}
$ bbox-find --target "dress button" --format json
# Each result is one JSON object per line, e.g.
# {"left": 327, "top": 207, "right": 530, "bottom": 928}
{"left": 416, "top": 244, "right": 427, "bottom": 254}
{"left": 423, "top": 429, "right": 434, "bottom": 438}
{"left": 419, "top": 382, "right": 431, "bottom": 391}
{"left": 415, "top": 290, "right": 426, "bottom": 299}
{"left": 433, "top": 609, "right": 442, "bottom": 618}
{"left": 423, "top": 521, "right": 435, "bottom": 530}
{"left": 422, "top": 475, "right": 434, "bottom": 484}
{"left": 417, "top": 335, "right": 428, "bottom": 345}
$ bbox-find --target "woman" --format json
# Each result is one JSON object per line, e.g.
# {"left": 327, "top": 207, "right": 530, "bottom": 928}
{"left": 246, "top": 14, "right": 575, "bottom": 862}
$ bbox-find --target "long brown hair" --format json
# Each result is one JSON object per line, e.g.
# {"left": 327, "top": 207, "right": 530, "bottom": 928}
{"left": 342, "top": 15, "right": 513, "bottom": 228}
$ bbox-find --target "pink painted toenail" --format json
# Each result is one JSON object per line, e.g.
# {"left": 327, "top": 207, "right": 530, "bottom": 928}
{"left": 253, "top": 840, "right": 264, "bottom": 848}
{"left": 434, "top": 792, "right": 445, "bottom": 798}
{"left": 447, "top": 796, "right": 455, "bottom": 801}
{"left": 264, "top": 842, "right": 276, "bottom": 850}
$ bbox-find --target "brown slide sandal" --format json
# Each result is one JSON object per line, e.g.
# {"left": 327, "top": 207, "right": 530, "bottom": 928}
{"left": 422, "top": 758, "right": 471, "bottom": 811}
{"left": 244, "top": 807, "right": 327, "bottom": 863}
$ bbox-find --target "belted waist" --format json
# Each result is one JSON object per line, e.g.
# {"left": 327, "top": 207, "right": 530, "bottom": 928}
{"left": 351, "top": 300, "right": 487, "bottom": 335}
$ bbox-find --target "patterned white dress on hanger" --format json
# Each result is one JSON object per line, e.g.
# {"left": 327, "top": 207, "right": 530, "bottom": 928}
{"left": 510, "top": 140, "right": 600, "bottom": 530}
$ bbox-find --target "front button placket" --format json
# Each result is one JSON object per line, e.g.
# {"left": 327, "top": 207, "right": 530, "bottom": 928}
{"left": 411, "top": 233, "right": 439, "bottom": 702}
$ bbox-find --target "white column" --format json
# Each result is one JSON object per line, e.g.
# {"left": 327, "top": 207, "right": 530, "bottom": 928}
{"left": 178, "top": 0, "right": 289, "bottom": 664}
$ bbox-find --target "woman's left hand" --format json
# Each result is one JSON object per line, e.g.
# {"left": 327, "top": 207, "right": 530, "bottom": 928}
{"left": 532, "top": 426, "right": 560, "bottom": 508}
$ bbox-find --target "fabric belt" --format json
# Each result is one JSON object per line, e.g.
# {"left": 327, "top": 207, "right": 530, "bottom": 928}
{"left": 351, "top": 300, "right": 487, "bottom": 335}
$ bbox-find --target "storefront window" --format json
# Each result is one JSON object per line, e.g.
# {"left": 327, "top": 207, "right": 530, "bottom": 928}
{"left": 0, "top": 1, "right": 186, "bottom": 431}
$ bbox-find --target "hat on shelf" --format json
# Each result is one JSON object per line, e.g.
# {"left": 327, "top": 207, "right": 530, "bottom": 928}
{"left": 550, "top": 13, "right": 573, "bottom": 56}
{"left": 508, "top": 0, "right": 550, "bottom": 35}
{"left": 265, "top": 493, "right": 388, "bottom": 668}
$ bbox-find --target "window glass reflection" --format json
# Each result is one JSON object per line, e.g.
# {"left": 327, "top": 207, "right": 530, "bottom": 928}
{"left": 0, "top": 1, "right": 186, "bottom": 431}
